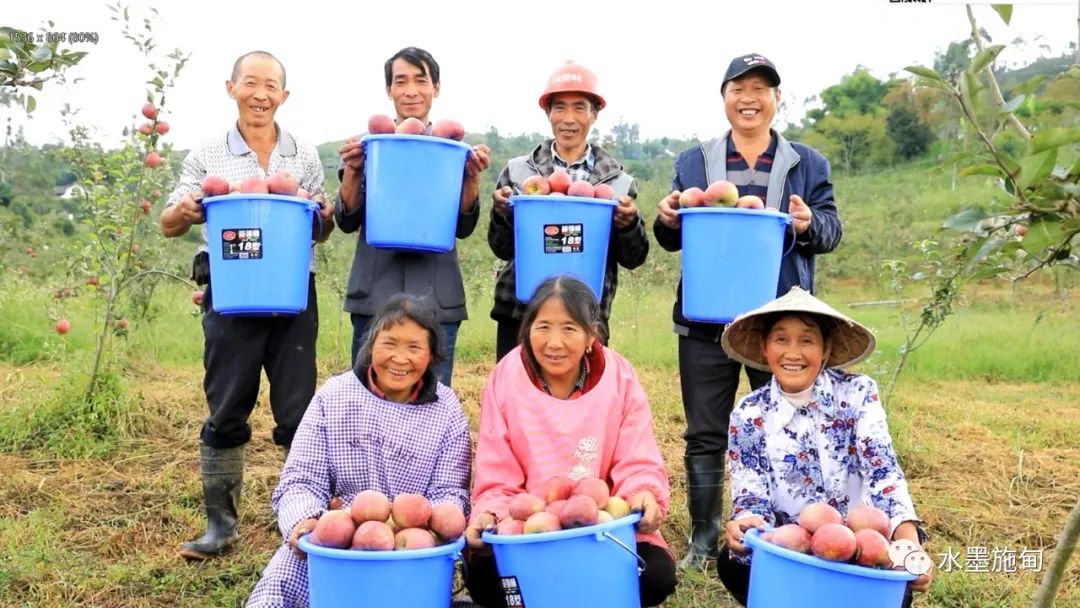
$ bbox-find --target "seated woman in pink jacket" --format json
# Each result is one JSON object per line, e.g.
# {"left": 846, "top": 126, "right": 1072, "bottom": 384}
{"left": 463, "top": 275, "right": 678, "bottom": 608}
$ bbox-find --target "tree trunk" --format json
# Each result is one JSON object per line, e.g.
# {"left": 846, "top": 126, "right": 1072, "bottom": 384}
{"left": 1032, "top": 494, "right": 1080, "bottom": 607}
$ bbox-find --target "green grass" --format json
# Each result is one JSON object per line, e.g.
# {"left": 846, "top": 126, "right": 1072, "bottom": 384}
{"left": 0, "top": 161, "right": 1077, "bottom": 606}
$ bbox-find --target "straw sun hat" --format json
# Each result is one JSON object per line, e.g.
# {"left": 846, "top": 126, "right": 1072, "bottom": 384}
{"left": 720, "top": 287, "right": 876, "bottom": 372}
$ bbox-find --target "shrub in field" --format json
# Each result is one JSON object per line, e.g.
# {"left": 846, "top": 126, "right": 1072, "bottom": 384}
{"left": 8, "top": 3, "right": 193, "bottom": 455}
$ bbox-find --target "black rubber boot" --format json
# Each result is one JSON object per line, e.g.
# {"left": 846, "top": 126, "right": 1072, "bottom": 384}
{"left": 178, "top": 444, "right": 244, "bottom": 560}
{"left": 679, "top": 453, "right": 725, "bottom": 569}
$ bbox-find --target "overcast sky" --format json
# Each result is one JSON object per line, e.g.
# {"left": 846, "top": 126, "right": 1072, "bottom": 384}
{"left": 6, "top": 0, "right": 1078, "bottom": 150}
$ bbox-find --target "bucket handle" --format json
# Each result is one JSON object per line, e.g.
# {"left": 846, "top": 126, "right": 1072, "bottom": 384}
{"left": 601, "top": 531, "right": 647, "bottom": 576}
{"left": 452, "top": 547, "right": 469, "bottom": 595}
{"left": 782, "top": 220, "right": 797, "bottom": 258}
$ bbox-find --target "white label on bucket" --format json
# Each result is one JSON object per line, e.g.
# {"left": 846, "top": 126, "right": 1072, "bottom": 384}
{"left": 543, "top": 224, "right": 583, "bottom": 254}
{"left": 500, "top": 576, "right": 525, "bottom": 607}
{"left": 221, "top": 228, "right": 263, "bottom": 260}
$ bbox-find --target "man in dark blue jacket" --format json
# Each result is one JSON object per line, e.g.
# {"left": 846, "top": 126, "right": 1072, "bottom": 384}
{"left": 653, "top": 53, "right": 842, "bottom": 570}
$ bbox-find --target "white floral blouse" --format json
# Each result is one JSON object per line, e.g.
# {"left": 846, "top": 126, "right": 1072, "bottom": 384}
{"left": 728, "top": 368, "right": 920, "bottom": 540}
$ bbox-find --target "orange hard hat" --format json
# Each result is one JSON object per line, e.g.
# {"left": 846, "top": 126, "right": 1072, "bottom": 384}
{"left": 538, "top": 61, "right": 606, "bottom": 111}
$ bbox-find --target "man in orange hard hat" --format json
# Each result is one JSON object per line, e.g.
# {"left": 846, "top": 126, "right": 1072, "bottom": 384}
{"left": 486, "top": 61, "right": 651, "bottom": 362}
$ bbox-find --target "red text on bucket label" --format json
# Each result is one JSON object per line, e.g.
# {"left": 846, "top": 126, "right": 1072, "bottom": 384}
{"left": 543, "top": 224, "right": 583, "bottom": 254}
{"left": 221, "top": 228, "right": 263, "bottom": 260}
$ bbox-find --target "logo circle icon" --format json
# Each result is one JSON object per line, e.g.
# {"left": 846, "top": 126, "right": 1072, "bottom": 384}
{"left": 223, "top": 230, "right": 237, "bottom": 241}
{"left": 903, "top": 550, "right": 933, "bottom": 576}
{"left": 888, "top": 539, "right": 920, "bottom": 567}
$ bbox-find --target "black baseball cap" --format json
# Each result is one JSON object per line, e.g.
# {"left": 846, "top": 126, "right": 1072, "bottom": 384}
{"left": 722, "top": 53, "right": 781, "bottom": 91}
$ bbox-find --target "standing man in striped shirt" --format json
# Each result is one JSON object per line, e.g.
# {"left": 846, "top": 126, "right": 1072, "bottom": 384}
{"left": 652, "top": 53, "right": 842, "bottom": 569}
{"left": 161, "top": 50, "right": 335, "bottom": 561}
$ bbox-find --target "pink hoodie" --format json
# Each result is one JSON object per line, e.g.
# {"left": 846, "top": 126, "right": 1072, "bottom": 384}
{"left": 473, "top": 345, "right": 670, "bottom": 549}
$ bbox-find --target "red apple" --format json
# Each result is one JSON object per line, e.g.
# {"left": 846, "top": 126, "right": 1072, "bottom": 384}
{"left": 548, "top": 168, "right": 572, "bottom": 194}
{"left": 367, "top": 114, "right": 396, "bottom": 135}
{"left": 678, "top": 187, "right": 707, "bottom": 208}
{"left": 144, "top": 152, "right": 161, "bottom": 169}
{"left": 55, "top": 319, "right": 71, "bottom": 335}
{"left": 704, "top": 180, "right": 739, "bottom": 206}
{"left": 735, "top": 195, "right": 765, "bottom": 209}
{"left": 117, "top": 319, "right": 129, "bottom": 330}
{"left": 140, "top": 200, "right": 152, "bottom": 215}
{"left": 137, "top": 123, "right": 153, "bottom": 136}
{"left": 155, "top": 121, "right": 169, "bottom": 135}
{"left": 192, "top": 290, "right": 204, "bottom": 306}
{"left": 395, "top": 117, "right": 426, "bottom": 135}
{"left": 567, "top": 180, "right": 595, "bottom": 198}
{"left": 239, "top": 177, "right": 269, "bottom": 194}
{"left": 267, "top": 172, "right": 300, "bottom": 196}
{"left": 141, "top": 103, "right": 157, "bottom": 120}
{"left": 431, "top": 119, "right": 466, "bottom": 141}
{"left": 521, "top": 175, "right": 551, "bottom": 195}
{"left": 593, "top": 183, "right": 617, "bottom": 200}
{"left": 201, "top": 175, "right": 230, "bottom": 197}
{"left": 1016, "top": 224, "right": 1028, "bottom": 237}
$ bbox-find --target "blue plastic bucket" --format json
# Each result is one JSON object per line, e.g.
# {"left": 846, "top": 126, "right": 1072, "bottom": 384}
{"left": 298, "top": 534, "right": 465, "bottom": 608}
{"left": 203, "top": 194, "right": 318, "bottom": 316}
{"left": 743, "top": 529, "right": 915, "bottom": 608}
{"left": 363, "top": 134, "right": 471, "bottom": 252}
{"left": 482, "top": 513, "right": 642, "bottom": 608}
{"left": 510, "top": 194, "right": 616, "bottom": 303}
{"left": 678, "top": 207, "right": 793, "bottom": 323}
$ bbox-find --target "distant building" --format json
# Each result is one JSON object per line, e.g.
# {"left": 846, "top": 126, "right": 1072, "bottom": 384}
{"left": 55, "top": 183, "right": 86, "bottom": 199}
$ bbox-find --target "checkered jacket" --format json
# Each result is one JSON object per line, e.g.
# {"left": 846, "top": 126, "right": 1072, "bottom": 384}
{"left": 488, "top": 140, "right": 649, "bottom": 322}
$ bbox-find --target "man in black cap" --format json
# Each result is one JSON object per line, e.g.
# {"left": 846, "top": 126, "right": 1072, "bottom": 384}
{"left": 653, "top": 53, "right": 843, "bottom": 569}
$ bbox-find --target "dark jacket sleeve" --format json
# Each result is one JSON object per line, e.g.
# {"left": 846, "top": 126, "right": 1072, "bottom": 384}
{"left": 334, "top": 161, "right": 365, "bottom": 234}
{"left": 456, "top": 197, "right": 480, "bottom": 239}
{"left": 795, "top": 151, "right": 842, "bottom": 255}
{"left": 613, "top": 178, "right": 649, "bottom": 269}
{"left": 487, "top": 166, "right": 515, "bottom": 262}
{"left": 652, "top": 153, "right": 687, "bottom": 252}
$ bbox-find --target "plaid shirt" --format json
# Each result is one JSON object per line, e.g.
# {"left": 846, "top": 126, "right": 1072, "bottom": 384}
{"left": 488, "top": 140, "right": 649, "bottom": 322}
{"left": 552, "top": 141, "right": 595, "bottom": 183}
{"left": 247, "top": 369, "right": 471, "bottom": 607}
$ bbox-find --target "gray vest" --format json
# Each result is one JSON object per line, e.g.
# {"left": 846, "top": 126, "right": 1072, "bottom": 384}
{"left": 700, "top": 131, "right": 800, "bottom": 210}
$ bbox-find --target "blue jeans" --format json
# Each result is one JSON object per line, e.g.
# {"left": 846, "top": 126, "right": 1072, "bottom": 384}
{"left": 350, "top": 314, "right": 459, "bottom": 387}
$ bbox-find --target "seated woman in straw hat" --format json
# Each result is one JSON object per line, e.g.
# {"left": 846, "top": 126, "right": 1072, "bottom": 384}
{"left": 715, "top": 287, "right": 933, "bottom": 606}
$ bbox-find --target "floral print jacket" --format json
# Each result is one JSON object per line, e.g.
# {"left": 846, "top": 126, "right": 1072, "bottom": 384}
{"left": 728, "top": 368, "right": 920, "bottom": 541}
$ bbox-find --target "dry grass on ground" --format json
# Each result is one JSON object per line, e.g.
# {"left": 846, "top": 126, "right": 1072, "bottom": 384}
{"left": 0, "top": 361, "right": 1078, "bottom": 607}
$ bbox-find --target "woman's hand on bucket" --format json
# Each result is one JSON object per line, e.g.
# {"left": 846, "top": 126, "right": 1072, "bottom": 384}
{"left": 724, "top": 516, "right": 766, "bottom": 556}
{"left": 656, "top": 191, "right": 681, "bottom": 229}
{"left": 464, "top": 511, "right": 497, "bottom": 552}
{"left": 629, "top": 491, "right": 661, "bottom": 534}
{"left": 288, "top": 517, "right": 320, "bottom": 560}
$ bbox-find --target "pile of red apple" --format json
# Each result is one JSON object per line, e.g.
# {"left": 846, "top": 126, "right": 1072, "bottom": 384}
{"left": 490, "top": 475, "right": 634, "bottom": 536}
{"left": 308, "top": 490, "right": 467, "bottom": 552}
{"left": 760, "top": 502, "right": 895, "bottom": 569}
{"left": 366, "top": 114, "right": 466, "bottom": 141}
{"left": 518, "top": 168, "right": 617, "bottom": 201}
{"left": 678, "top": 179, "right": 765, "bottom": 210}
{"left": 199, "top": 172, "right": 312, "bottom": 199}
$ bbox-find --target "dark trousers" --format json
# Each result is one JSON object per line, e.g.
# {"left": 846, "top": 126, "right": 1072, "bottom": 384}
{"left": 716, "top": 546, "right": 914, "bottom": 607}
{"left": 200, "top": 275, "right": 318, "bottom": 449}
{"left": 495, "top": 316, "right": 611, "bottom": 363}
{"left": 466, "top": 542, "right": 677, "bottom": 607}
{"left": 679, "top": 335, "right": 772, "bottom": 457}
{"left": 350, "top": 314, "right": 459, "bottom": 387}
